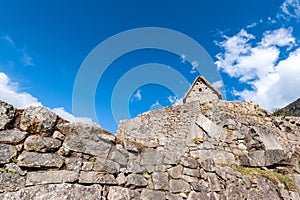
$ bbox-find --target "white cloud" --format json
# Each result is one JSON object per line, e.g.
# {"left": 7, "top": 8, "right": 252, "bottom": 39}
{"left": 279, "top": 0, "right": 300, "bottom": 20}
{"left": 180, "top": 54, "right": 186, "bottom": 63}
{"left": 190, "top": 61, "right": 199, "bottom": 74}
{"left": 52, "top": 107, "right": 94, "bottom": 125}
{"left": 168, "top": 95, "right": 183, "bottom": 105}
{"left": 247, "top": 22, "right": 258, "bottom": 29}
{"left": 0, "top": 72, "right": 42, "bottom": 108}
{"left": 0, "top": 71, "right": 94, "bottom": 125}
{"left": 212, "top": 80, "right": 223, "bottom": 89}
{"left": 215, "top": 28, "right": 300, "bottom": 110}
{"left": 131, "top": 89, "right": 142, "bottom": 101}
{"left": 149, "top": 100, "right": 163, "bottom": 110}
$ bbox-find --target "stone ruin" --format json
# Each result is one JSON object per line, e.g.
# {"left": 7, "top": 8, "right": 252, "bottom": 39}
{"left": 0, "top": 76, "right": 299, "bottom": 199}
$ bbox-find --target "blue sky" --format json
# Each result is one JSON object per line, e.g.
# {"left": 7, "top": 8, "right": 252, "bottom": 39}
{"left": 0, "top": 0, "right": 300, "bottom": 132}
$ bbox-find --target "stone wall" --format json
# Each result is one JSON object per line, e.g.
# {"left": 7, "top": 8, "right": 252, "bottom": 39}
{"left": 0, "top": 100, "right": 300, "bottom": 200}
{"left": 184, "top": 79, "right": 220, "bottom": 104}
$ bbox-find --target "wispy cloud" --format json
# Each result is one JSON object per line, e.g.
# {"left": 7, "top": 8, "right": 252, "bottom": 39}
{"left": 180, "top": 54, "right": 186, "bottom": 63}
{"left": 1, "top": 35, "right": 15, "bottom": 47}
{"left": 168, "top": 95, "right": 183, "bottom": 105}
{"left": 190, "top": 61, "right": 199, "bottom": 74}
{"left": 0, "top": 34, "right": 34, "bottom": 67}
{"left": 21, "top": 51, "right": 34, "bottom": 66}
{"left": 212, "top": 80, "right": 223, "bottom": 89}
{"left": 215, "top": 27, "right": 300, "bottom": 110}
{"left": 149, "top": 100, "right": 163, "bottom": 110}
{"left": 278, "top": 0, "right": 300, "bottom": 20}
{"left": 131, "top": 89, "right": 142, "bottom": 102}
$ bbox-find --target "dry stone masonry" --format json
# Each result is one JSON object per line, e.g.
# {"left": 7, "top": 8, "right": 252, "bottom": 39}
{"left": 0, "top": 89, "right": 300, "bottom": 199}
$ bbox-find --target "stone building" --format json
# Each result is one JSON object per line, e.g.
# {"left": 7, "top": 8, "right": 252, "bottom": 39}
{"left": 183, "top": 76, "right": 222, "bottom": 104}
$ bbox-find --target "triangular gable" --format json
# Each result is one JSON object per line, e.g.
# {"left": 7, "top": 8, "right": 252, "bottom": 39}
{"left": 183, "top": 76, "right": 222, "bottom": 103}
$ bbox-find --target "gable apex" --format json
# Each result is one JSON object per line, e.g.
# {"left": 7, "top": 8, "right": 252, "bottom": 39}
{"left": 183, "top": 76, "right": 222, "bottom": 104}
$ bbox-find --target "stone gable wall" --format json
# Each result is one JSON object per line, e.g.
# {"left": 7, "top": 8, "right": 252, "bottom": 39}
{"left": 184, "top": 80, "right": 220, "bottom": 104}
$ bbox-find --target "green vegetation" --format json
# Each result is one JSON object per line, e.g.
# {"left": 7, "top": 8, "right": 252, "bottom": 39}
{"left": 272, "top": 108, "right": 283, "bottom": 116}
{"left": 232, "top": 166, "right": 298, "bottom": 192}
{"left": 11, "top": 156, "right": 18, "bottom": 163}
{"left": 192, "top": 137, "right": 203, "bottom": 144}
{"left": 7, "top": 170, "right": 15, "bottom": 175}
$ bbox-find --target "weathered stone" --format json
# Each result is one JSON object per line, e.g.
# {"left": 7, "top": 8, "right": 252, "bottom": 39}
{"left": 65, "top": 157, "right": 82, "bottom": 171}
{"left": 93, "top": 157, "right": 120, "bottom": 174}
{"left": 0, "top": 172, "right": 25, "bottom": 192}
{"left": 79, "top": 171, "right": 117, "bottom": 184}
{"left": 109, "top": 149, "right": 128, "bottom": 166}
{"left": 63, "top": 135, "right": 111, "bottom": 158}
{"left": 24, "top": 135, "right": 62, "bottom": 152}
{"left": 196, "top": 113, "right": 226, "bottom": 141}
{"left": 0, "top": 130, "right": 28, "bottom": 144}
{"left": 187, "top": 191, "right": 210, "bottom": 200}
{"left": 108, "top": 186, "right": 140, "bottom": 200}
{"left": 52, "top": 130, "right": 65, "bottom": 141}
{"left": 140, "top": 149, "right": 163, "bottom": 165}
{"left": 294, "top": 174, "right": 300, "bottom": 192}
{"left": 57, "top": 122, "right": 115, "bottom": 143}
{"left": 0, "top": 101, "right": 15, "bottom": 130}
{"left": 163, "top": 150, "right": 180, "bottom": 165}
{"left": 168, "top": 165, "right": 183, "bottom": 179}
{"left": 182, "top": 175, "right": 199, "bottom": 183}
{"left": 152, "top": 172, "right": 169, "bottom": 190}
{"left": 207, "top": 173, "right": 221, "bottom": 192}
{"left": 0, "top": 183, "right": 102, "bottom": 200}
{"left": 20, "top": 106, "right": 57, "bottom": 135}
{"left": 18, "top": 151, "right": 64, "bottom": 168}
{"left": 237, "top": 143, "right": 247, "bottom": 150}
{"left": 169, "top": 179, "right": 190, "bottom": 193}
{"left": 191, "top": 150, "right": 236, "bottom": 165}
{"left": 126, "top": 174, "right": 147, "bottom": 187}
{"left": 4, "top": 163, "right": 26, "bottom": 176}
{"left": 180, "top": 156, "right": 198, "bottom": 169}
{"left": 81, "top": 161, "right": 93, "bottom": 171}
{"left": 183, "top": 168, "right": 200, "bottom": 177}
{"left": 26, "top": 170, "right": 78, "bottom": 186}
{"left": 199, "top": 158, "right": 216, "bottom": 172}
{"left": 0, "top": 143, "right": 17, "bottom": 164}
{"left": 116, "top": 173, "right": 127, "bottom": 185}
{"left": 191, "top": 181, "right": 209, "bottom": 192}
{"left": 140, "top": 189, "right": 165, "bottom": 200}
{"left": 166, "top": 193, "right": 184, "bottom": 200}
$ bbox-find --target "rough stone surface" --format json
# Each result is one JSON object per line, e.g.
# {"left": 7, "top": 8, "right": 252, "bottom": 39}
{"left": 168, "top": 165, "right": 183, "bottom": 179}
{"left": 0, "top": 130, "right": 28, "bottom": 144}
{"left": 93, "top": 157, "right": 120, "bottom": 173}
{"left": 108, "top": 186, "right": 140, "bottom": 200}
{"left": 79, "top": 171, "right": 117, "bottom": 184}
{"left": 24, "top": 135, "right": 62, "bottom": 152}
{"left": 152, "top": 172, "right": 169, "bottom": 190}
{"left": 20, "top": 106, "right": 57, "bottom": 135}
{"left": 170, "top": 179, "right": 191, "bottom": 193}
{"left": 0, "top": 183, "right": 102, "bottom": 200}
{"left": 26, "top": 170, "right": 78, "bottom": 186}
{"left": 0, "top": 101, "right": 15, "bottom": 130}
{"left": 18, "top": 151, "right": 64, "bottom": 168}
{"left": 0, "top": 143, "right": 17, "bottom": 164}
{"left": 0, "top": 172, "right": 25, "bottom": 192}
{"left": 126, "top": 174, "right": 147, "bottom": 187}
{"left": 140, "top": 149, "right": 163, "bottom": 165}
{"left": 141, "top": 189, "right": 165, "bottom": 200}
{"left": 63, "top": 135, "right": 111, "bottom": 158}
